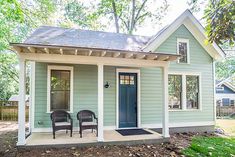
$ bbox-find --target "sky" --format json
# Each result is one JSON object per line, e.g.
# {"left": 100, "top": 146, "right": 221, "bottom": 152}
{"left": 135, "top": 0, "right": 206, "bottom": 36}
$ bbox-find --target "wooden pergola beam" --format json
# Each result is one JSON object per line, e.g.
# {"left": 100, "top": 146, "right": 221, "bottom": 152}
{"left": 44, "top": 48, "right": 50, "bottom": 54}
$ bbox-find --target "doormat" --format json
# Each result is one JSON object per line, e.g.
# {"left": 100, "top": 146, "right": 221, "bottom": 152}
{"left": 116, "top": 129, "right": 152, "bottom": 136}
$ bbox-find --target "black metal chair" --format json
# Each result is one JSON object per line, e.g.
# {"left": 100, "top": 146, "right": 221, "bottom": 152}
{"left": 77, "top": 110, "right": 98, "bottom": 138}
{"left": 50, "top": 110, "right": 73, "bottom": 139}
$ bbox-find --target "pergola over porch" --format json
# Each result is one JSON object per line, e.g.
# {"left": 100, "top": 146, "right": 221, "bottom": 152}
{"left": 11, "top": 43, "right": 181, "bottom": 146}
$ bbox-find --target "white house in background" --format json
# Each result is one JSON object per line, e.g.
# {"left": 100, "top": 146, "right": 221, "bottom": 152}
{"left": 8, "top": 95, "right": 30, "bottom": 106}
{"left": 216, "top": 79, "right": 235, "bottom": 106}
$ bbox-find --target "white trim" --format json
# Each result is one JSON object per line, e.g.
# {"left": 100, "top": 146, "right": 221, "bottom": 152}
{"left": 31, "top": 120, "right": 215, "bottom": 133}
{"left": 163, "top": 66, "right": 170, "bottom": 137}
{"left": 19, "top": 53, "right": 168, "bottom": 68}
{"left": 47, "top": 65, "right": 74, "bottom": 113}
{"left": 17, "top": 58, "right": 26, "bottom": 146}
{"left": 141, "top": 121, "right": 215, "bottom": 128}
{"left": 143, "top": 9, "right": 225, "bottom": 60}
{"left": 29, "top": 61, "right": 35, "bottom": 131}
{"left": 213, "top": 60, "right": 216, "bottom": 121}
{"left": 177, "top": 38, "right": 190, "bottom": 64}
{"left": 97, "top": 64, "right": 104, "bottom": 141}
{"left": 116, "top": 68, "right": 141, "bottom": 129}
{"left": 168, "top": 71, "right": 202, "bottom": 111}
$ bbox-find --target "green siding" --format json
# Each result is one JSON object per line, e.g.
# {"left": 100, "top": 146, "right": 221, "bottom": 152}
{"left": 156, "top": 24, "right": 214, "bottom": 123}
{"left": 104, "top": 66, "right": 116, "bottom": 126}
{"left": 140, "top": 68, "right": 163, "bottom": 124}
{"left": 34, "top": 64, "right": 164, "bottom": 128}
{"left": 34, "top": 64, "right": 98, "bottom": 128}
{"left": 34, "top": 24, "right": 214, "bottom": 129}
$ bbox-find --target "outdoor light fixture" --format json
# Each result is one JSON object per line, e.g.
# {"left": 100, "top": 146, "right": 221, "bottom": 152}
{"left": 104, "top": 81, "right": 110, "bottom": 88}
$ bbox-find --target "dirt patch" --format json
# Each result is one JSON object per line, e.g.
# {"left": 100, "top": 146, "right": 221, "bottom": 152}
{"left": 15, "top": 132, "right": 213, "bottom": 157}
{"left": 0, "top": 131, "right": 17, "bottom": 157}
{"left": 0, "top": 129, "right": 214, "bottom": 157}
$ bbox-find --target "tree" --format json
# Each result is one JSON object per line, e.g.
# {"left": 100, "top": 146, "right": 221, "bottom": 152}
{"left": 0, "top": 52, "right": 19, "bottom": 100}
{"left": 64, "top": 1, "right": 104, "bottom": 30}
{"left": 0, "top": 0, "right": 57, "bottom": 100}
{"left": 216, "top": 57, "right": 235, "bottom": 80}
{"left": 188, "top": 0, "right": 235, "bottom": 46}
{"left": 96, "top": 0, "right": 169, "bottom": 34}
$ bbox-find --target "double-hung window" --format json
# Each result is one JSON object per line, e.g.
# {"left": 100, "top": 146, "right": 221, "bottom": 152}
{"left": 168, "top": 75, "right": 182, "bottom": 109}
{"left": 168, "top": 73, "right": 200, "bottom": 110}
{"left": 47, "top": 65, "right": 73, "bottom": 113}
{"left": 186, "top": 75, "right": 199, "bottom": 109}
{"left": 177, "top": 38, "right": 189, "bottom": 63}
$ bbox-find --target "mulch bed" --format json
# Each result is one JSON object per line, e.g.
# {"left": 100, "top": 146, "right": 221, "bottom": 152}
{"left": 0, "top": 131, "right": 214, "bottom": 157}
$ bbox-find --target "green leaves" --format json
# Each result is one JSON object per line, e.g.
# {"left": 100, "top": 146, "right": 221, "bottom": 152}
{"left": 204, "top": 0, "right": 235, "bottom": 46}
{"left": 216, "top": 57, "right": 235, "bottom": 80}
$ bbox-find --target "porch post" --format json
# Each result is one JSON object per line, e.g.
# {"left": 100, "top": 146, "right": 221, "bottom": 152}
{"left": 17, "top": 58, "right": 26, "bottom": 145}
{"left": 29, "top": 61, "right": 35, "bottom": 132}
{"left": 97, "top": 64, "right": 104, "bottom": 141}
{"left": 162, "top": 64, "right": 170, "bottom": 138}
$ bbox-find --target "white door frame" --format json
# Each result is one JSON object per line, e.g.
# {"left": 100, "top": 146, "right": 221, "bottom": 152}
{"left": 116, "top": 68, "right": 141, "bottom": 129}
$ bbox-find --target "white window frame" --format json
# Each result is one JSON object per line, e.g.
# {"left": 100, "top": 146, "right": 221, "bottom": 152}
{"left": 177, "top": 38, "right": 190, "bottom": 64}
{"left": 169, "top": 72, "right": 202, "bottom": 111}
{"left": 47, "top": 65, "right": 74, "bottom": 113}
{"left": 168, "top": 74, "right": 183, "bottom": 110}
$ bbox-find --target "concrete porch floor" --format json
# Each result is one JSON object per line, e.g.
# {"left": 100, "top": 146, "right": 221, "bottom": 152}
{"left": 26, "top": 129, "right": 167, "bottom": 147}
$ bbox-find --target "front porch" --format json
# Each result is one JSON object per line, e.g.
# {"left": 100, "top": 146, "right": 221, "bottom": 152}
{"left": 26, "top": 129, "right": 166, "bottom": 147}
{"left": 11, "top": 43, "right": 180, "bottom": 146}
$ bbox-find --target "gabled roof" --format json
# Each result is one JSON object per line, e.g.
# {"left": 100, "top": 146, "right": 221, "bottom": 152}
{"left": 24, "top": 26, "right": 151, "bottom": 52}
{"left": 143, "top": 9, "right": 225, "bottom": 60}
{"left": 217, "top": 82, "right": 235, "bottom": 93}
{"left": 216, "top": 75, "right": 235, "bottom": 92}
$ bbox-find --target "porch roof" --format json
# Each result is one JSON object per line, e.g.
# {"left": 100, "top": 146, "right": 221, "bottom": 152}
{"left": 11, "top": 43, "right": 180, "bottom": 62}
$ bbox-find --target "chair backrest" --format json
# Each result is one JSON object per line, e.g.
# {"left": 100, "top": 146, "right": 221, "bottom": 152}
{"left": 77, "top": 110, "right": 95, "bottom": 123}
{"left": 51, "top": 110, "right": 70, "bottom": 122}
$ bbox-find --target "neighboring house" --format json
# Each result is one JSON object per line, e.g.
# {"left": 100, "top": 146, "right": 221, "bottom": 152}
{"left": 11, "top": 10, "right": 225, "bottom": 146}
{"left": 216, "top": 80, "right": 235, "bottom": 106}
{"left": 7, "top": 95, "right": 30, "bottom": 106}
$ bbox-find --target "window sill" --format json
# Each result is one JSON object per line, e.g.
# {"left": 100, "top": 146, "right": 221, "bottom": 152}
{"left": 176, "top": 62, "right": 190, "bottom": 65}
{"left": 46, "top": 111, "right": 73, "bottom": 114}
{"left": 169, "top": 109, "right": 201, "bottom": 112}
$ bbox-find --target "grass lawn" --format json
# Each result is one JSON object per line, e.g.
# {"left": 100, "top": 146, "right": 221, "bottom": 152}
{"left": 182, "top": 136, "right": 235, "bottom": 157}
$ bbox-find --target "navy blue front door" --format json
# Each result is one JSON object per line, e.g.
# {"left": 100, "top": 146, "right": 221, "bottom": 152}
{"left": 119, "top": 73, "right": 137, "bottom": 128}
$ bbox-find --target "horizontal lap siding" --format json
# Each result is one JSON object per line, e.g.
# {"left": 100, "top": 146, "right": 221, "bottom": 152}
{"left": 140, "top": 68, "right": 163, "bottom": 124}
{"left": 104, "top": 66, "right": 116, "bottom": 126}
{"left": 156, "top": 24, "right": 214, "bottom": 123}
{"left": 34, "top": 63, "right": 98, "bottom": 128}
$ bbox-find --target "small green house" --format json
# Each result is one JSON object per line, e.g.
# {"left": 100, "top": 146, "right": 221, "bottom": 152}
{"left": 11, "top": 10, "right": 225, "bottom": 146}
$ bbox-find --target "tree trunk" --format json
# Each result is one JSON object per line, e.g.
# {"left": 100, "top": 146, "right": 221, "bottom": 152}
{"left": 111, "top": 0, "right": 119, "bottom": 33}
{"left": 129, "top": 0, "right": 136, "bottom": 34}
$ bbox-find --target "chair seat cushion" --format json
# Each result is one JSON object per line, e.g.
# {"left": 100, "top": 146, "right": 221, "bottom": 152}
{"left": 55, "top": 122, "right": 71, "bottom": 126}
{"left": 82, "top": 122, "right": 97, "bottom": 126}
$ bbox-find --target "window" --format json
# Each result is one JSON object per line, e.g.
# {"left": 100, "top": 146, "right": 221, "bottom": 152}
{"left": 120, "top": 74, "right": 135, "bottom": 85}
{"left": 177, "top": 38, "right": 189, "bottom": 63}
{"left": 222, "top": 98, "right": 230, "bottom": 106}
{"left": 47, "top": 66, "right": 73, "bottom": 113}
{"left": 168, "top": 73, "right": 201, "bottom": 111}
{"left": 168, "top": 75, "right": 182, "bottom": 109}
{"left": 186, "top": 75, "right": 199, "bottom": 109}
{"left": 231, "top": 100, "right": 234, "bottom": 106}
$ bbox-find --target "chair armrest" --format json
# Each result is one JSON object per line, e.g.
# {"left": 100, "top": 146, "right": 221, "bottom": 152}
{"left": 70, "top": 118, "right": 73, "bottom": 127}
{"left": 51, "top": 118, "right": 56, "bottom": 127}
{"left": 94, "top": 116, "right": 98, "bottom": 124}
